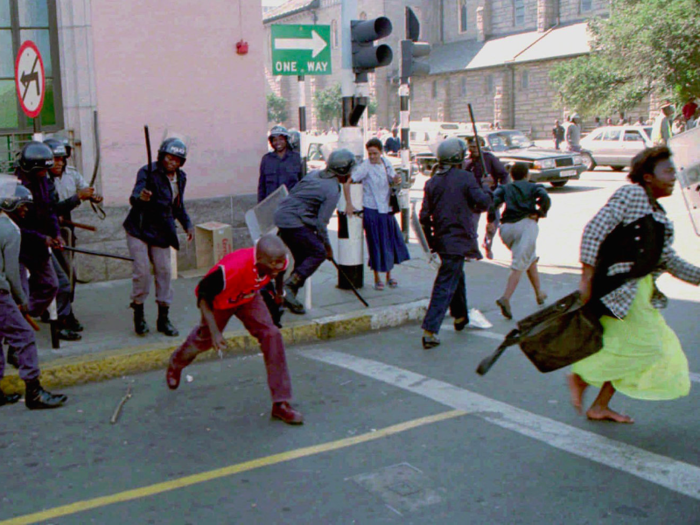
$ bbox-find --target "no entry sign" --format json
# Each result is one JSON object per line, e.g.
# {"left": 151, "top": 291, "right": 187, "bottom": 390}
{"left": 15, "top": 40, "right": 45, "bottom": 119}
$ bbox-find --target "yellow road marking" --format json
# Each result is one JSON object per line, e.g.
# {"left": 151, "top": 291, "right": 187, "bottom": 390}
{"left": 1, "top": 409, "right": 467, "bottom": 525}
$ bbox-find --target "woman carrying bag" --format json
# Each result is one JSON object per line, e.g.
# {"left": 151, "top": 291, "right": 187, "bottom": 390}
{"left": 568, "top": 146, "right": 700, "bottom": 423}
{"left": 344, "top": 138, "right": 410, "bottom": 290}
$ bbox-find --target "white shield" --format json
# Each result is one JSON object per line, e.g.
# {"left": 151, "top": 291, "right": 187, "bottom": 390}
{"left": 670, "top": 127, "right": 700, "bottom": 236}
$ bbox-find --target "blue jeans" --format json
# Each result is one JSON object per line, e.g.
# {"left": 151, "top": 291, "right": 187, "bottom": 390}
{"left": 421, "top": 255, "right": 468, "bottom": 334}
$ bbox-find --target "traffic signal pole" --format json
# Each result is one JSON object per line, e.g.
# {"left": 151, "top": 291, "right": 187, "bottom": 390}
{"left": 337, "top": 0, "right": 364, "bottom": 290}
{"left": 399, "top": 83, "right": 411, "bottom": 241}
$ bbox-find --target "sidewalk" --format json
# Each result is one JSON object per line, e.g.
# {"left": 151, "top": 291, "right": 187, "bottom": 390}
{"left": 0, "top": 238, "right": 580, "bottom": 394}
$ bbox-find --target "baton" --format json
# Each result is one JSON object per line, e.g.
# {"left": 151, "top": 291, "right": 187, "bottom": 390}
{"left": 110, "top": 385, "right": 132, "bottom": 424}
{"left": 60, "top": 245, "right": 134, "bottom": 262}
{"left": 89, "top": 110, "right": 107, "bottom": 220}
{"left": 329, "top": 257, "right": 369, "bottom": 308}
{"left": 23, "top": 313, "right": 40, "bottom": 331}
{"left": 61, "top": 220, "right": 97, "bottom": 232}
{"left": 468, "top": 104, "right": 492, "bottom": 186}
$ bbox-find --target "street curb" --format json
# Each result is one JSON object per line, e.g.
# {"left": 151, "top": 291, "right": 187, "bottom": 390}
{"left": 0, "top": 300, "right": 429, "bottom": 394}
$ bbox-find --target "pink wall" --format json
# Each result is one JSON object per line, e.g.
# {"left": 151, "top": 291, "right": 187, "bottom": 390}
{"left": 90, "top": 0, "right": 268, "bottom": 205}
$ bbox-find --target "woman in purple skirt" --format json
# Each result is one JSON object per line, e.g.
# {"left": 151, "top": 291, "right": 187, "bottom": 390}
{"left": 344, "top": 138, "right": 410, "bottom": 290}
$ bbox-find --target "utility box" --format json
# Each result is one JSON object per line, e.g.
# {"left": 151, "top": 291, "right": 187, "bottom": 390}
{"left": 195, "top": 222, "right": 233, "bottom": 269}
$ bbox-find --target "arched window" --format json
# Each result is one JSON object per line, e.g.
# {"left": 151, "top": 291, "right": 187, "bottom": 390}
{"left": 331, "top": 20, "right": 338, "bottom": 49}
{"left": 459, "top": 1, "right": 468, "bottom": 33}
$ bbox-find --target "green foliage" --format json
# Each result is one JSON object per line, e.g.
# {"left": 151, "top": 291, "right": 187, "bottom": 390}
{"left": 313, "top": 84, "right": 342, "bottom": 129}
{"left": 266, "top": 92, "right": 288, "bottom": 124}
{"left": 549, "top": 0, "right": 700, "bottom": 116}
{"left": 368, "top": 98, "right": 378, "bottom": 117}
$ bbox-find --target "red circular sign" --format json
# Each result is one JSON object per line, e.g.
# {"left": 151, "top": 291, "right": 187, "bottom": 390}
{"left": 15, "top": 40, "right": 46, "bottom": 119}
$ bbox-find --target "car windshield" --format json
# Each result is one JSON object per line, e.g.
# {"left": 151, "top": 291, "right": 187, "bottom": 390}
{"left": 487, "top": 131, "right": 531, "bottom": 152}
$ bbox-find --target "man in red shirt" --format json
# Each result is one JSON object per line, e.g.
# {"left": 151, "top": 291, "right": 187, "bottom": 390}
{"left": 165, "top": 234, "right": 303, "bottom": 424}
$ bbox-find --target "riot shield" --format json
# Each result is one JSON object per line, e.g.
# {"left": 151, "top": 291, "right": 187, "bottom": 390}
{"left": 245, "top": 184, "right": 289, "bottom": 241}
{"left": 670, "top": 127, "right": 700, "bottom": 237}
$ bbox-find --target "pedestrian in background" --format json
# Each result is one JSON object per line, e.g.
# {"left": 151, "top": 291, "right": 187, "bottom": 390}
{"left": 123, "top": 137, "right": 193, "bottom": 338}
{"left": 344, "top": 138, "right": 410, "bottom": 290}
{"left": 568, "top": 146, "right": 700, "bottom": 423}
{"left": 258, "top": 126, "right": 302, "bottom": 203}
{"left": 419, "top": 138, "right": 493, "bottom": 349}
{"left": 492, "top": 163, "right": 551, "bottom": 320}
{"left": 552, "top": 120, "right": 565, "bottom": 150}
{"left": 651, "top": 102, "right": 674, "bottom": 146}
{"left": 565, "top": 114, "right": 582, "bottom": 152}
{"left": 384, "top": 129, "right": 401, "bottom": 156}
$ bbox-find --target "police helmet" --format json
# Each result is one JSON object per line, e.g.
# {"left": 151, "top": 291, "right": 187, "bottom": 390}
{"left": 43, "top": 138, "right": 69, "bottom": 158}
{"left": 18, "top": 142, "right": 54, "bottom": 172}
{"left": 158, "top": 138, "right": 187, "bottom": 165}
{"left": 268, "top": 125, "right": 291, "bottom": 144}
{"left": 326, "top": 148, "right": 356, "bottom": 177}
{"left": 0, "top": 184, "right": 33, "bottom": 213}
{"left": 287, "top": 129, "right": 301, "bottom": 152}
{"left": 50, "top": 134, "right": 73, "bottom": 158}
{"left": 437, "top": 137, "right": 466, "bottom": 165}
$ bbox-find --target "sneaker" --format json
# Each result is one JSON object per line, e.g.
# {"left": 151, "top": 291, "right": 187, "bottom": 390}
{"left": 422, "top": 333, "right": 440, "bottom": 349}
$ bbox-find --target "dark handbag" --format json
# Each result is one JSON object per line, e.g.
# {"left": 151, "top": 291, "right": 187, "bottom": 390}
{"left": 382, "top": 158, "right": 401, "bottom": 215}
{"left": 476, "top": 291, "right": 603, "bottom": 375}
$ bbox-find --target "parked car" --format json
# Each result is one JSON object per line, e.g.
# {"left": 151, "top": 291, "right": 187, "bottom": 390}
{"left": 580, "top": 125, "right": 653, "bottom": 171}
{"left": 415, "top": 130, "right": 585, "bottom": 187}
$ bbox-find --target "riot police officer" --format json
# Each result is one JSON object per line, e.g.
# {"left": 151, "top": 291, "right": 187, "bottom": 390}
{"left": 123, "top": 137, "right": 194, "bottom": 337}
{"left": 258, "top": 126, "right": 303, "bottom": 203}
{"left": 419, "top": 138, "right": 494, "bottom": 349}
{"left": 274, "top": 148, "right": 356, "bottom": 314}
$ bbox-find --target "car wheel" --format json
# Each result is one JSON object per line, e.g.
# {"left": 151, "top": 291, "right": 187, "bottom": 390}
{"left": 582, "top": 152, "right": 596, "bottom": 171}
{"left": 610, "top": 165, "right": 625, "bottom": 171}
{"left": 550, "top": 181, "right": 568, "bottom": 188}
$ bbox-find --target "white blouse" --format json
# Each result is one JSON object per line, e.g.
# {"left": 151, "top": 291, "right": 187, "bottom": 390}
{"left": 351, "top": 157, "right": 395, "bottom": 213}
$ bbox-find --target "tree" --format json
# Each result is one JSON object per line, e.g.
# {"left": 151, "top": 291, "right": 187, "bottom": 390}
{"left": 266, "top": 92, "right": 288, "bottom": 123}
{"left": 549, "top": 0, "right": 700, "bottom": 117}
{"left": 313, "top": 84, "right": 343, "bottom": 129}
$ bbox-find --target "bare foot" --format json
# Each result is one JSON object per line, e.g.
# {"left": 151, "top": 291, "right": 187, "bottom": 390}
{"left": 586, "top": 407, "right": 634, "bottom": 424}
{"left": 567, "top": 374, "right": 588, "bottom": 414}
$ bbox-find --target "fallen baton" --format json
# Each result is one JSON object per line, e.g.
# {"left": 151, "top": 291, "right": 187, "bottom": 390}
{"left": 329, "top": 257, "right": 369, "bottom": 308}
{"left": 110, "top": 385, "right": 132, "bottom": 424}
{"left": 61, "top": 245, "right": 134, "bottom": 262}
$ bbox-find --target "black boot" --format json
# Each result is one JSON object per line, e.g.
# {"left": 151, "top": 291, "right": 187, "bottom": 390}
{"left": 0, "top": 390, "right": 21, "bottom": 407}
{"left": 62, "top": 312, "right": 84, "bottom": 332}
{"left": 24, "top": 379, "right": 67, "bottom": 410}
{"left": 283, "top": 275, "right": 306, "bottom": 315}
{"left": 157, "top": 305, "right": 179, "bottom": 337}
{"left": 130, "top": 302, "right": 149, "bottom": 336}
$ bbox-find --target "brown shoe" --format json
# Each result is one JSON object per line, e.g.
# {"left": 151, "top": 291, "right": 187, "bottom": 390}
{"left": 166, "top": 362, "right": 183, "bottom": 390}
{"left": 496, "top": 297, "right": 513, "bottom": 320}
{"left": 271, "top": 401, "right": 304, "bottom": 425}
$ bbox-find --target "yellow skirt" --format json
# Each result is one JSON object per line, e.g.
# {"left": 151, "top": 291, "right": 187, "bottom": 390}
{"left": 571, "top": 275, "right": 691, "bottom": 400}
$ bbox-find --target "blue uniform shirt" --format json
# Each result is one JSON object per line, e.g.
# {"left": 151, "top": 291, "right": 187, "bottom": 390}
{"left": 258, "top": 150, "right": 302, "bottom": 203}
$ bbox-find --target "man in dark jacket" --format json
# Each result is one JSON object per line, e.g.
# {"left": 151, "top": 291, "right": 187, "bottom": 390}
{"left": 258, "top": 126, "right": 303, "bottom": 203}
{"left": 123, "top": 137, "right": 193, "bottom": 337}
{"left": 420, "top": 138, "right": 493, "bottom": 349}
{"left": 463, "top": 136, "right": 509, "bottom": 259}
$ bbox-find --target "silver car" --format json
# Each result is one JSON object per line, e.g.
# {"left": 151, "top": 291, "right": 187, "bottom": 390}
{"left": 580, "top": 125, "right": 653, "bottom": 171}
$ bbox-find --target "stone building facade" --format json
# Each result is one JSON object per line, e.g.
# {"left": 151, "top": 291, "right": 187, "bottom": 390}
{"left": 265, "top": 0, "right": 652, "bottom": 138}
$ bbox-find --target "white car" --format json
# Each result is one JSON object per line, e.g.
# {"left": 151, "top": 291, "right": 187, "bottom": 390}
{"left": 580, "top": 125, "right": 653, "bottom": 171}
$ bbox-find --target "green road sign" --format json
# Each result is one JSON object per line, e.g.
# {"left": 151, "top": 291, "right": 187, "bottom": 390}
{"left": 271, "top": 24, "right": 332, "bottom": 76}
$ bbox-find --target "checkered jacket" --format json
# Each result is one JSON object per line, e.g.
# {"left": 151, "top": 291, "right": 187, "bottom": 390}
{"left": 580, "top": 184, "right": 700, "bottom": 318}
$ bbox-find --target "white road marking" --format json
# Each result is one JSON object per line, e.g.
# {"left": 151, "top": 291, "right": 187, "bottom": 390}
{"left": 300, "top": 348, "right": 700, "bottom": 501}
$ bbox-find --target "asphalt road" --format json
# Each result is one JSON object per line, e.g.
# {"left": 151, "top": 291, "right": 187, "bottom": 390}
{"left": 3, "top": 168, "right": 700, "bottom": 524}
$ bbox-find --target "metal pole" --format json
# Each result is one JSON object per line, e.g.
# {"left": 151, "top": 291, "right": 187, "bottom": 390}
{"left": 337, "top": 0, "right": 364, "bottom": 291}
{"left": 399, "top": 83, "right": 411, "bottom": 241}
{"left": 298, "top": 75, "right": 308, "bottom": 177}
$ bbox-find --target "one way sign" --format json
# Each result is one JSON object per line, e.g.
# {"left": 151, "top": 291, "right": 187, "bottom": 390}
{"left": 271, "top": 24, "right": 332, "bottom": 76}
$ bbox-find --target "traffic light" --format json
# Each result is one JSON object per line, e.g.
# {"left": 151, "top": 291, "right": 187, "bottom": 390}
{"left": 351, "top": 17, "right": 393, "bottom": 83}
{"left": 401, "top": 8, "right": 430, "bottom": 84}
